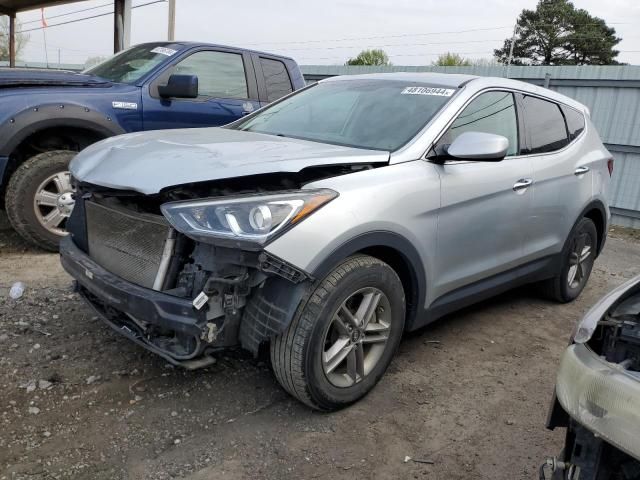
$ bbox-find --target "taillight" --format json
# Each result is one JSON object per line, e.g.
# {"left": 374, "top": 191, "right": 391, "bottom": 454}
{"left": 607, "top": 158, "right": 614, "bottom": 177}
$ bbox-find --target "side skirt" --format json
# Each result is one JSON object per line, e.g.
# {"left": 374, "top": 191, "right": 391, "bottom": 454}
{"left": 408, "top": 254, "right": 562, "bottom": 331}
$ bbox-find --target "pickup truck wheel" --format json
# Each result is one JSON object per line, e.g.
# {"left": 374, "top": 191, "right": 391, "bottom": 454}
{"left": 543, "top": 217, "right": 597, "bottom": 303}
{"left": 5, "top": 150, "right": 76, "bottom": 251}
{"left": 270, "top": 255, "right": 405, "bottom": 411}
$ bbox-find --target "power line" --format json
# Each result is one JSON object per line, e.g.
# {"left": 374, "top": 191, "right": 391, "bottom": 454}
{"left": 243, "top": 26, "right": 515, "bottom": 46}
{"left": 18, "top": 0, "right": 167, "bottom": 33}
{"left": 264, "top": 34, "right": 633, "bottom": 53}
{"left": 296, "top": 49, "right": 640, "bottom": 62}
{"left": 241, "top": 22, "right": 631, "bottom": 47}
{"left": 21, "top": 2, "right": 113, "bottom": 25}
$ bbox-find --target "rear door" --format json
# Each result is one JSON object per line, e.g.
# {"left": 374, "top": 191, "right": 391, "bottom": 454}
{"left": 142, "top": 48, "right": 260, "bottom": 130}
{"left": 519, "top": 95, "right": 592, "bottom": 259}
{"left": 252, "top": 54, "right": 295, "bottom": 107}
{"left": 431, "top": 90, "right": 533, "bottom": 300}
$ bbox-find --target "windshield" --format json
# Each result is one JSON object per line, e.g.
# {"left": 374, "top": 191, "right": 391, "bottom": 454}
{"left": 234, "top": 80, "right": 457, "bottom": 151}
{"left": 84, "top": 43, "right": 183, "bottom": 84}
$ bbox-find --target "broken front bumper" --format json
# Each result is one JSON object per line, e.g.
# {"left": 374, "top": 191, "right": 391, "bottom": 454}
{"left": 60, "top": 236, "right": 218, "bottom": 368}
{"left": 554, "top": 343, "right": 640, "bottom": 461}
{"left": 60, "top": 235, "right": 311, "bottom": 368}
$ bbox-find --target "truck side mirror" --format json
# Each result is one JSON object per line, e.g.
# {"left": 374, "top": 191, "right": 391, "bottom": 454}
{"left": 158, "top": 74, "right": 199, "bottom": 99}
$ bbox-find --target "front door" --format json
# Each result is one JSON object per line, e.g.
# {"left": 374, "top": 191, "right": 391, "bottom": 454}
{"left": 142, "top": 49, "right": 260, "bottom": 130}
{"left": 431, "top": 90, "right": 533, "bottom": 301}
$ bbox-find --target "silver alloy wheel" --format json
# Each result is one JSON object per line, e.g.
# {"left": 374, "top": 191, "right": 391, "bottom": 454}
{"left": 567, "top": 233, "right": 593, "bottom": 289}
{"left": 33, "top": 170, "right": 75, "bottom": 236}
{"left": 321, "top": 287, "right": 392, "bottom": 388}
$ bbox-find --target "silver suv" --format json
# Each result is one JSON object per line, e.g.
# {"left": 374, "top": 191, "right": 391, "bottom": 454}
{"left": 61, "top": 73, "right": 613, "bottom": 410}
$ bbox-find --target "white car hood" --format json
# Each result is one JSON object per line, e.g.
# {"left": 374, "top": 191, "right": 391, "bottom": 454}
{"left": 70, "top": 127, "right": 390, "bottom": 195}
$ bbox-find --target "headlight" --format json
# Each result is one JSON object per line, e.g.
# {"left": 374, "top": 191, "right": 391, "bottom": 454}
{"left": 160, "top": 189, "right": 337, "bottom": 246}
{"left": 556, "top": 344, "right": 640, "bottom": 460}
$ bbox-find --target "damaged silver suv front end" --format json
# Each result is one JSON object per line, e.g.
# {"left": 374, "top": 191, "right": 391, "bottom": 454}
{"left": 61, "top": 126, "right": 389, "bottom": 368}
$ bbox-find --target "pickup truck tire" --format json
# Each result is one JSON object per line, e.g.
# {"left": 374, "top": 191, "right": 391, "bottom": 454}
{"left": 270, "top": 255, "right": 405, "bottom": 411}
{"left": 543, "top": 217, "right": 597, "bottom": 303}
{"left": 5, "top": 150, "right": 76, "bottom": 252}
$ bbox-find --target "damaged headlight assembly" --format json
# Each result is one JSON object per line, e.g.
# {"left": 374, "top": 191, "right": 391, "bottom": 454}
{"left": 160, "top": 189, "right": 338, "bottom": 246}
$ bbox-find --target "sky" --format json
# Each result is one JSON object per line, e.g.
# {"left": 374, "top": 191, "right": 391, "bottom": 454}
{"left": 12, "top": 0, "right": 640, "bottom": 67}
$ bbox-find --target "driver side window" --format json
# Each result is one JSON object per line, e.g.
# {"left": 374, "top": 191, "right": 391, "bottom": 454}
{"left": 173, "top": 50, "right": 248, "bottom": 99}
{"left": 439, "top": 91, "right": 518, "bottom": 156}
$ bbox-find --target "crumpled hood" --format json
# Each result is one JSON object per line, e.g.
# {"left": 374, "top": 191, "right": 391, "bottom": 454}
{"left": 70, "top": 127, "right": 390, "bottom": 194}
{"left": 0, "top": 68, "right": 111, "bottom": 88}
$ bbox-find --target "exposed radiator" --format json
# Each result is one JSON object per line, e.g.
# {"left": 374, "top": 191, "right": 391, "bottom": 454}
{"left": 85, "top": 201, "right": 170, "bottom": 289}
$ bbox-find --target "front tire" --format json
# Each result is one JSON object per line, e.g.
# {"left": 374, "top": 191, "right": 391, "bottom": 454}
{"left": 270, "top": 255, "right": 405, "bottom": 411}
{"left": 543, "top": 217, "right": 598, "bottom": 303}
{"left": 5, "top": 150, "right": 76, "bottom": 251}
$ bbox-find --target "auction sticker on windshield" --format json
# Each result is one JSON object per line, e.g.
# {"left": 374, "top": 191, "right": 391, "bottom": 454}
{"left": 151, "top": 47, "right": 177, "bottom": 56}
{"left": 401, "top": 86, "right": 455, "bottom": 96}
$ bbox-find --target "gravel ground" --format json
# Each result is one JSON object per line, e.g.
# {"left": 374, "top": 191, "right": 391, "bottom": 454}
{"left": 1, "top": 216, "right": 640, "bottom": 480}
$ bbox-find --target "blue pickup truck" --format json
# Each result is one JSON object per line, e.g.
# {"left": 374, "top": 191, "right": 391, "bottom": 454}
{"left": 0, "top": 41, "right": 305, "bottom": 250}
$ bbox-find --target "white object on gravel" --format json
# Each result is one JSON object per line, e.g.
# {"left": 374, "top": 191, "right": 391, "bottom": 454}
{"left": 9, "top": 282, "right": 25, "bottom": 299}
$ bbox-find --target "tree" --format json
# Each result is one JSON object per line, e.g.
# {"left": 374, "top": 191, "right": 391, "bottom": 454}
{"left": 494, "top": 0, "right": 621, "bottom": 65}
{"left": 0, "top": 16, "right": 29, "bottom": 62}
{"left": 346, "top": 49, "right": 390, "bottom": 66}
{"left": 432, "top": 52, "right": 472, "bottom": 66}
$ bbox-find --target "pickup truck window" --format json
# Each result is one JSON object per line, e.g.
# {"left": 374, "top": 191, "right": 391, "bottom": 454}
{"left": 84, "top": 43, "right": 180, "bottom": 84}
{"left": 260, "top": 57, "right": 293, "bottom": 102}
{"left": 174, "top": 51, "right": 248, "bottom": 100}
{"left": 236, "top": 79, "right": 455, "bottom": 151}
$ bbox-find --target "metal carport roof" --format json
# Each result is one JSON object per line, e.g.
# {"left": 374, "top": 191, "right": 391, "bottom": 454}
{"left": 0, "top": 1, "right": 85, "bottom": 14}
{"left": 1, "top": 0, "right": 131, "bottom": 67}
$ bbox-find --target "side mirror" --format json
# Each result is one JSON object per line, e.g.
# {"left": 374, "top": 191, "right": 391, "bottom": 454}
{"left": 158, "top": 74, "right": 198, "bottom": 99}
{"left": 446, "top": 131, "right": 509, "bottom": 161}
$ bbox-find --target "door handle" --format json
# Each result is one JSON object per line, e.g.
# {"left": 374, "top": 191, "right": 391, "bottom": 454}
{"left": 574, "top": 166, "right": 590, "bottom": 175}
{"left": 513, "top": 178, "right": 533, "bottom": 192}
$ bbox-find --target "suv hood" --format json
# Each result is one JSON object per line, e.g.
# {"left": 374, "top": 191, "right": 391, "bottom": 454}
{"left": 70, "top": 127, "right": 390, "bottom": 194}
{"left": 0, "top": 68, "right": 111, "bottom": 88}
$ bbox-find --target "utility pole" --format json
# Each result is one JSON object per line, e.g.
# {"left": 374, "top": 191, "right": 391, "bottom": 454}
{"left": 505, "top": 24, "right": 517, "bottom": 78}
{"left": 8, "top": 13, "right": 15, "bottom": 68}
{"left": 168, "top": 0, "right": 176, "bottom": 41}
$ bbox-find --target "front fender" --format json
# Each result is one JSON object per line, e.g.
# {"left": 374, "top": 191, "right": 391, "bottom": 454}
{"left": 0, "top": 103, "right": 127, "bottom": 157}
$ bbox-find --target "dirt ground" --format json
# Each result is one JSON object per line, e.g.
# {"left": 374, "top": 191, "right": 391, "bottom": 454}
{"left": 2, "top": 214, "right": 640, "bottom": 480}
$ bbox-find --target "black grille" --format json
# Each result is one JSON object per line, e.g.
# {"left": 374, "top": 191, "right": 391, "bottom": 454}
{"left": 85, "top": 201, "right": 170, "bottom": 289}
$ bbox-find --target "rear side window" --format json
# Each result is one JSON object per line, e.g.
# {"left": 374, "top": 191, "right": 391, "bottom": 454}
{"left": 260, "top": 57, "right": 293, "bottom": 102}
{"left": 438, "top": 91, "right": 519, "bottom": 156}
{"left": 521, "top": 96, "right": 569, "bottom": 154}
{"left": 562, "top": 105, "right": 586, "bottom": 141}
{"left": 174, "top": 50, "right": 248, "bottom": 99}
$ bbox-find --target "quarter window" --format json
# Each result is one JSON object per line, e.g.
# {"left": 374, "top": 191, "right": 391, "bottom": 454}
{"left": 260, "top": 57, "right": 293, "bottom": 102}
{"left": 521, "top": 96, "right": 569, "bottom": 154}
{"left": 561, "top": 105, "right": 586, "bottom": 141}
{"left": 173, "top": 50, "right": 248, "bottom": 99}
{"left": 439, "top": 91, "right": 518, "bottom": 156}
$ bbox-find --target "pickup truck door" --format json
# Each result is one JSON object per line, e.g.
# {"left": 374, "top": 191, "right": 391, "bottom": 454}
{"left": 142, "top": 48, "right": 260, "bottom": 130}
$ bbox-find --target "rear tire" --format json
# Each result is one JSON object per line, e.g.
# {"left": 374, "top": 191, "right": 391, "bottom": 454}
{"left": 270, "top": 255, "right": 405, "bottom": 411}
{"left": 5, "top": 150, "right": 76, "bottom": 252}
{"left": 543, "top": 217, "right": 597, "bottom": 303}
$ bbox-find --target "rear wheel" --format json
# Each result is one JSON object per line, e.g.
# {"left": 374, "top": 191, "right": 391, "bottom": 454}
{"left": 270, "top": 255, "right": 405, "bottom": 410}
{"left": 5, "top": 150, "right": 76, "bottom": 251}
{"left": 543, "top": 217, "right": 597, "bottom": 303}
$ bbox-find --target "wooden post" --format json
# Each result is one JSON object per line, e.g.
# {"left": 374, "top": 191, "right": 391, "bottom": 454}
{"left": 114, "top": 0, "right": 122, "bottom": 53}
{"left": 9, "top": 13, "right": 16, "bottom": 68}
{"left": 113, "top": 0, "right": 131, "bottom": 53}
